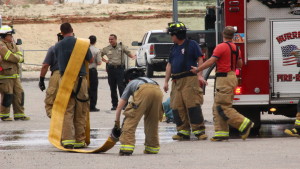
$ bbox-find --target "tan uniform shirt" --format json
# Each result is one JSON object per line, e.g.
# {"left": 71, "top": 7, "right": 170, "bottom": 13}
{"left": 101, "top": 43, "right": 132, "bottom": 66}
{"left": 88, "top": 45, "right": 101, "bottom": 69}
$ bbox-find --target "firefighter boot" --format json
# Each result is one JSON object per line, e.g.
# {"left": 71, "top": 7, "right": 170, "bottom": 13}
{"left": 172, "top": 133, "right": 190, "bottom": 141}
{"left": 284, "top": 128, "right": 300, "bottom": 137}
{"left": 1, "top": 117, "right": 13, "bottom": 121}
{"left": 74, "top": 142, "right": 87, "bottom": 149}
{"left": 210, "top": 136, "right": 229, "bottom": 142}
{"left": 241, "top": 121, "right": 254, "bottom": 140}
{"left": 144, "top": 150, "right": 157, "bottom": 154}
{"left": 14, "top": 116, "right": 30, "bottom": 121}
{"left": 119, "top": 150, "right": 133, "bottom": 156}
{"left": 195, "top": 132, "right": 208, "bottom": 140}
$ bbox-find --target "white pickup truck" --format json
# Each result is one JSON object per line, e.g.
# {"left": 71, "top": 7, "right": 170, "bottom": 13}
{"left": 132, "top": 30, "right": 173, "bottom": 77}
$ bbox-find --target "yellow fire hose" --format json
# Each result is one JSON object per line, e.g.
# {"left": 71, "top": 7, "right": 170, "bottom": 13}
{"left": 48, "top": 38, "right": 116, "bottom": 153}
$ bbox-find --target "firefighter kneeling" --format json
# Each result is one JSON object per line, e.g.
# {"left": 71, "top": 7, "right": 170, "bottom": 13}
{"left": 115, "top": 68, "right": 163, "bottom": 156}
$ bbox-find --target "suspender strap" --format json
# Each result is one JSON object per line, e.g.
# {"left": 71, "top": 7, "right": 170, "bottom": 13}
{"left": 224, "top": 42, "right": 239, "bottom": 71}
{"left": 72, "top": 76, "right": 89, "bottom": 102}
{"left": 136, "top": 77, "right": 158, "bottom": 85}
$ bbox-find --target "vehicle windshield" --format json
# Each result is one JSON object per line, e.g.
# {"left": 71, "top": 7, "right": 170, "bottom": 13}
{"left": 148, "top": 33, "right": 172, "bottom": 43}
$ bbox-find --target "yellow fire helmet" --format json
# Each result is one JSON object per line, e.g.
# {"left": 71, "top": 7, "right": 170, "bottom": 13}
{"left": 0, "top": 25, "right": 15, "bottom": 35}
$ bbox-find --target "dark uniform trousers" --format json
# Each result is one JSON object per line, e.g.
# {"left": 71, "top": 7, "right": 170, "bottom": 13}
{"left": 44, "top": 70, "right": 60, "bottom": 118}
{"left": 120, "top": 84, "right": 163, "bottom": 154}
{"left": 61, "top": 76, "right": 89, "bottom": 146}
{"left": 107, "top": 65, "right": 125, "bottom": 107}
{"left": 89, "top": 68, "right": 98, "bottom": 109}
{"left": 170, "top": 75, "right": 206, "bottom": 136}
{"left": 212, "top": 71, "right": 251, "bottom": 138}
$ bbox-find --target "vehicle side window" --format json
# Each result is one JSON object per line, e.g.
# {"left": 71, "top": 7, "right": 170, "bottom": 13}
{"left": 148, "top": 33, "right": 172, "bottom": 43}
{"left": 142, "top": 33, "right": 148, "bottom": 45}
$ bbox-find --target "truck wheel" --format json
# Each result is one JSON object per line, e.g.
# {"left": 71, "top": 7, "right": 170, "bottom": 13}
{"left": 230, "top": 107, "right": 261, "bottom": 136}
{"left": 146, "top": 60, "right": 154, "bottom": 78}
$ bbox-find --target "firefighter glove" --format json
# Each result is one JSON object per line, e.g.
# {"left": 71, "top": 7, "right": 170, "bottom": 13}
{"left": 39, "top": 76, "right": 46, "bottom": 91}
{"left": 111, "top": 121, "right": 121, "bottom": 141}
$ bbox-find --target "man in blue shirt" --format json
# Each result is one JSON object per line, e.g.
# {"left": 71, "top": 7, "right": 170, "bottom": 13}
{"left": 163, "top": 21, "right": 207, "bottom": 141}
{"left": 54, "top": 23, "right": 93, "bottom": 149}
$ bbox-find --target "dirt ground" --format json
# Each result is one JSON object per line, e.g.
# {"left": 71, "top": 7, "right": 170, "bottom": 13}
{"left": 0, "top": 0, "right": 211, "bottom": 70}
{"left": 1, "top": 1, "right": 172, "bottom": 70}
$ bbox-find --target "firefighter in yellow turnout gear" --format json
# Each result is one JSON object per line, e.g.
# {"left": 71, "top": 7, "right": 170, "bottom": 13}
{"left": 0, "top": 25, "right": 29, "bottom": 121}
{"left": 39, "top": 33, "right": 63, "bottom": 118}
{"left": 164, "top": 22, "right": 208, "bottom": 140}
{"left": 191, "top": 26, "right": 254, "bottom": 141}
{"left": 115, "top": 68, "right": 163, "bottom": 156}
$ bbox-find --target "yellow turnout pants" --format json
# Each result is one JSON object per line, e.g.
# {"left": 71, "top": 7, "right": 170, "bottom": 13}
{"left": 213, "top": 71, "right": 250, "bottom": 137}
{"left": 120, "top": 84, "right": 163, "bottom": 154}
{"left": 45, "top": 70, "right": 60, "bottom": 118}
{"left": 0, "top": 78, "right": 25, "bottom": 118}
{"left": 170, "top": 75, "right": 205, "bottom": 136}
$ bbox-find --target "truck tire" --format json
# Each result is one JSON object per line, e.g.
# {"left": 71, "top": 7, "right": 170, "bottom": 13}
{"left": 146, "top": 60, "right": 154, "bottom": 78}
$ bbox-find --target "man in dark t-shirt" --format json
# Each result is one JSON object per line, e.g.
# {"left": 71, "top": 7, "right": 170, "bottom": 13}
{"left": 114, "top": 68, "right": 163, "bottom": 156}
{"left": 54, "top": 23, "right": 92, "bottom": 149}
{"left": 39, "top": 33, "right": 63, "bottom": 118}
{"left": 163, "top": 21, "right": 208, "bottom": 141}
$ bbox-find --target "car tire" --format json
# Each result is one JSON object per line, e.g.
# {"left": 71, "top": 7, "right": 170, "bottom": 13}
{"left": 146, "top": 59, "right": 154, "bottom": 78}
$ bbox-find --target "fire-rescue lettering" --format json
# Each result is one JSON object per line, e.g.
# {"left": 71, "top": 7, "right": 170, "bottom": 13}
{"left": 277, "top": 74, "right": 300, "bottom": 82}
{"left": 276, "top": 31, "right": 300, "bottom": 44}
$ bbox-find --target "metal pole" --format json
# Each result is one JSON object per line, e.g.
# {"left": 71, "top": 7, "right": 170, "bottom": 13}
{"left": 215, "top": 0, "right": 220, "bottom": 46}
{"left": 173, "top": 0, "right": 178, "bottom": 22}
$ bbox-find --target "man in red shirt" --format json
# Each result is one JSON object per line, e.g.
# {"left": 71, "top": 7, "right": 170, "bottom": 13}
{"left": 190, "top": 26, "right": 254, "bottom": 141}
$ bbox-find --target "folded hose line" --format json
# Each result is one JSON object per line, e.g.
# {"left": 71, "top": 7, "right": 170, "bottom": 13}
{"left": 48, "top": 38, "right": 116, "bottom": 153}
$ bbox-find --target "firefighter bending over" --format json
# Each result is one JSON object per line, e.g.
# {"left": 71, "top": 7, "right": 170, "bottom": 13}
{"left": 0, "top": 25, "right": 29, "bottom": 121}
{"left": 164, "top": 21, "right": 208, "bottom": 141}
{"left": 115, "top": 68, "right": 163, "bottom": 156}
{"left": 190, "top": 26, "right": 254, "bottom": 141}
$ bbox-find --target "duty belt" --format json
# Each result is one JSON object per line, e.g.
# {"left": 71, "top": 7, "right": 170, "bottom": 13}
{"left": 107, "top": 64, "right": 125, "bottom": 69}
{"left": 171, "top": 71, "right": 196, "bottom": 80}
{"left": 215, "top": 71, "right": 236, "bottom": 77}
{"left": 215, "top": 72, "right": 228, "bottom": 77}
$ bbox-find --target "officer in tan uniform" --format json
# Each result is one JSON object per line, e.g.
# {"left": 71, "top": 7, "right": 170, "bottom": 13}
{"left": 38, "top": 33, "right": 63, "bottom": 118}
{"left": 191, "top": 26, "right": 254, "bottom": 141}
{"left": 0, "top": 25, "right": 29, "bottom": 121}
{"left": 101, "top": 34, "right": 136, "bottom": 110}
{"left": 164, "top": 22, "right": 208, "bottom": 141}
{"left": 115, "top": 68, "right": 163, "bottom": 156}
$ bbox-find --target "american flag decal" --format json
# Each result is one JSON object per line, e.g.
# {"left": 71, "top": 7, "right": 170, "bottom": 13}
{"left": 281, "top": 44, "right": 298, "bottom": 66}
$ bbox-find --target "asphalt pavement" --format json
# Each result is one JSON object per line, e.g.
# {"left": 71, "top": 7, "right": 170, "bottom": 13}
{"left": 0, "top": 71, "right": 298, "bottom": 169}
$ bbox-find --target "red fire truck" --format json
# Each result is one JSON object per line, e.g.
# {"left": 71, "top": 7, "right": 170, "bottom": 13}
{"left": 174, "top": 0, "right": 300, "bottom": 132}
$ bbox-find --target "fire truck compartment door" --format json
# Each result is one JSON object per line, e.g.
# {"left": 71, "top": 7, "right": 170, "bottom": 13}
{"left": 271, "top": 19, "right": 300, "bottom": 98}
